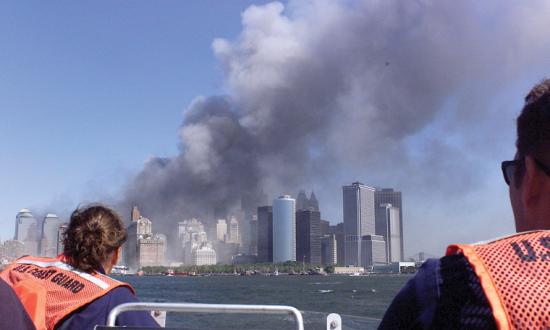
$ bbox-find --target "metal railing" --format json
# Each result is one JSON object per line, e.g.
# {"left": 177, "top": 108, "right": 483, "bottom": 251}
{"left": 106, "top": 302, "right": 306, "bottom": 330}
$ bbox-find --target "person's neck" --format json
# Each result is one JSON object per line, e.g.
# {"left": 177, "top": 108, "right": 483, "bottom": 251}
{"left": 101, "top": 260, "right": 114, "bottom": 274}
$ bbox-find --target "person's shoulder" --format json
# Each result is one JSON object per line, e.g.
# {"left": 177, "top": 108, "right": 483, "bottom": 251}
{"left": 106, "top": 285, "right": 139, "bottom": 307}
{"left": 378, "top": 258, "right": 441, "bottom": 329}
{"left": 104, "top": 287, "right": 160, "bottom": 328}
{"left": 0, "top": 278, "right": 36, "bottom": 330}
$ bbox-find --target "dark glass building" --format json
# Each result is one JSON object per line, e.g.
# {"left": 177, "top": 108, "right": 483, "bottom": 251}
{"left": 295, "top": 210, "right": 321, "bottom": 264}
{"left": 257, "top": 206, "right": 273, "bottom": 263}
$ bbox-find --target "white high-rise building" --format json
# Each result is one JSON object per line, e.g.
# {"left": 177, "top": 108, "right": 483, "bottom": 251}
{"left": 343, "top": 182, "right": 376, "bottom": 267}
{"left": 380, "top": 204, "right": 402, "bottom": 263}
{"left": 40, "top": 213, "right": 63, "bottom": 257}
{"left": 216, "top": 219, "right": 227, "bottom": 242}
{"left": 272, "top": 195, "right": 296, "bottom": 263}
{"left": 15, "top": 209, "right": 38, "bottom": 256}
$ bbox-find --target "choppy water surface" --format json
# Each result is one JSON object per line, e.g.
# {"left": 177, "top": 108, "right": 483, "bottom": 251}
{"left": 119, "top": 274, "right": 411, "bottom": 329}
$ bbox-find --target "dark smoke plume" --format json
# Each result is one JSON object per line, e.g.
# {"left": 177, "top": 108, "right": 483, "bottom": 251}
{"left": 122, "top": 0, "right": 550, "bottom": 255}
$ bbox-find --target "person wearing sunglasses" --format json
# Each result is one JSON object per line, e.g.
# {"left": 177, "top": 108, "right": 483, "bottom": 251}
{"left": 379, "top": 80, "right": 550, "bottom": 330}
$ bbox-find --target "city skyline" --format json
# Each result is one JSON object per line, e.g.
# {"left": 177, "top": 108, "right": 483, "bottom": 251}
{"left": 4, "top": 1, "right": 550, "bottom": 257}
{"left": 3, "top": 182, "right": 406, "bottom": 268}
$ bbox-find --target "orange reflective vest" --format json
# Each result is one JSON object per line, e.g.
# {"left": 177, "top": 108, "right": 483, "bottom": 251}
{"left": 446, "top": 230, "right": 550, "bottom": 330}
{"left": 0, "top": 255, "right": 134, "bottom": 330}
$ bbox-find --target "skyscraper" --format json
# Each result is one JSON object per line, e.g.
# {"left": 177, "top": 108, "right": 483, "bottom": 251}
{"left": 343, "top": 182, "right": 376, "bottom": 267}
{"left": 177, "top": 218, "right": 208, "bottom": 265}
{"left": 273, "top": 195, "right": 296, "bottom": 262}
{"left": 296, "top": 209, "right": 321, "bottom": 264}
{"left": 240, "top": 189, "right": 268, "bottom": 254}
{"left": 328, "top": 223, "right": 345, "bottom": 265}
{"left": 321, "top": 234, "right": 337, "bottom": 266}
{"left": 40, "top": 213, "right": 63, "bottom": 257}
{"left": 216, "top": 219, "right": 228, "bottom": 242}
{"left": 296, "top": 190, "right": 320, "bottom": 211}
{"left": 15, "top": 209, "right": 38, "bottom": 256}
{"left": 375, "top": 188, "right": 404, "bottom": 261}
{"left": 229, "top": 216, "right": 240, "bottom": 244}
{"left": 125, "top": 206, "right": 166, "bottom": 269}
{"left": 320, "top": 219, "right": 330, "bottom": 235}
{"left": 379, "top": 204, "right": 402, "bottom": 262}
{"left": 296, "top": 191, "right": 308, "bottom": 211}
{"left": 249, "top": 215, "right": 258, "bottom": 255}
{"left": 361, "top": 235, "right": 387, "bottom": 267}
{"left": 257, "top": 206, "right": 273, "bottom": 263}
{"left": 309, "top": 192, "right": 319, "bottom": 211}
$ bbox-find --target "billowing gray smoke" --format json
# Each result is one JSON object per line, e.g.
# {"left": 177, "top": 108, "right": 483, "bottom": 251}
{"left": 122, "top": 0, "right": 550, "bottom": 255}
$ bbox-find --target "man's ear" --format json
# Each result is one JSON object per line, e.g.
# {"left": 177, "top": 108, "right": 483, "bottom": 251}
{"left": 522, "top": 156, "right": 543, "bottom": 207}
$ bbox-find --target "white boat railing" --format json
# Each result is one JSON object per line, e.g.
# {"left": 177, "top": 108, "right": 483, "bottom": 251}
{"left": 106, "top": 302, "right": 309, "bottom": 330}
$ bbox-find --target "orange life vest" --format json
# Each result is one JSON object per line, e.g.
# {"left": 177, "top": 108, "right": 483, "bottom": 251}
{"left": 0, "top": 255, "right": 134, "bottom": 330}
{"left": 446, "top": 230, "right": 550, "bottom": 330}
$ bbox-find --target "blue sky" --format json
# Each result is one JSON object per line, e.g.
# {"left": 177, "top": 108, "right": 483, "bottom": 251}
{"left": 2, "top": 1, "right": 550, "bottom": 256}
{"left": 0, "top": 1, "right": 271, "bottom": 239}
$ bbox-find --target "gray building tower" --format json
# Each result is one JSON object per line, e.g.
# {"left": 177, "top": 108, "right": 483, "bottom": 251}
{"left": 15, "top": 209, "right": 39, "bottom": 256}
{"left": 296, "top": 209, "right": 321, "bottom": 264}
{"left": 40, "top": 213, "right": 63, "bottom": 257}
{"left": 343, "top": 182, "right": 376, "bottom": 267}
{"left": 375, "top": 188, "right": 404, "bottom": 261}
{"left": 361, "top": 235, "right": 387, "bottom": 267}
{"left": 257, "top": 206, "right": 273, "bottom": 263}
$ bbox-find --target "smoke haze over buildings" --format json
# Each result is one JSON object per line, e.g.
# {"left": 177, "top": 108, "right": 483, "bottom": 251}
{"left": 121, "top": 0, "right": 550, "bottom": 255}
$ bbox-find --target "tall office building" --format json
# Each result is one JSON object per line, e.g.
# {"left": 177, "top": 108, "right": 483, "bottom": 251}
{"left": 320, "top": 219, "right": 330, "bottom": 235}
{"left": 249, "top": 215, "right": 258, "bottom": 255}
{"left": 125, "top": 206, "right": 166, "bottom": 269}
{"left": 379, "top": 204, "right": 402, "bottom": 263}
{"left": 361, "top": 235, "right": 387, "bottom": 267}
{"left": 328, "top": 223, "right": 345, "bottom": 265}
{"left": 321, "top": 234, "right": 337, "bottom": 266}
{"left": 343, "top": 182, "right": 376, "bottom": 267}
{"left": 273, "top": 195, "right": 296, "bottom": 263}
{"left": 138, "top": 233, "right": 166, "bottom": 267}
{"left": 296, "top": 190, "right": 320, "bottom": 211}
{"left": 296, "top": 210, "right": 321, "bottom": 264}
{"left": 40, "top": 213, "right": 63, "bottom": 257}
{"left": 309, "top": 192, "right": 319, "bottom": 212}
{"left": 257, "top": 206, "right": 273, "bottom": 263}
{"left": 178, "top": 218, "right": 209, "bottom": 265}
{"left": 240, "top": 190, "right": 268, "bottom": 254}
{"left": 15, "top": 209, "right": 38, "bottom": 256}
{"left": 229, "top": 216, "right": 240, "bottom": 244}
{"left": 375, "top": 188, "right": 404, "bottom": 261}
{"left": 216, "top": 219, "right": 228, "bottom": 242}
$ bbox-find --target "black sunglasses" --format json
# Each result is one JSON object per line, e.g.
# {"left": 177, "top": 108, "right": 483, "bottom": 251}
{"left": 501, "top": 158, "right": 550, "bottom": 185}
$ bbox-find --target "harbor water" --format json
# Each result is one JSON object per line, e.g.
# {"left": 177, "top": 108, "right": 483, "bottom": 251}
{"left": 118, "top": 274, "right": 412, "bottom": 329}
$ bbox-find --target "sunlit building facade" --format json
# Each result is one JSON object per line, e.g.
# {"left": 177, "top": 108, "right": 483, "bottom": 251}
{"left": 273, "top": 195, "right": 296, "bottom": 263}
{"left": 343, "top": 182, "right": 376, "bottom": 267}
